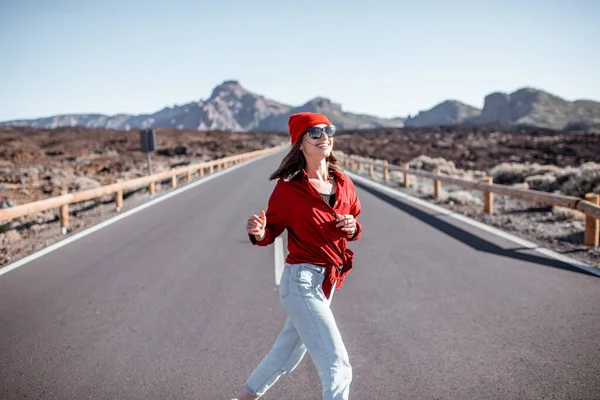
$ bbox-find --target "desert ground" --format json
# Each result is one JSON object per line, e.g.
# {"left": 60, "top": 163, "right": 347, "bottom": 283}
{"left": 1, "top": 125, "right": 599, "bottom": 268}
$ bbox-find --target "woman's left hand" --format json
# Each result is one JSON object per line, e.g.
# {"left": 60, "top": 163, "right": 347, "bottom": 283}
{"left": 335, "top": 214, "right": 357, "bottom": 237}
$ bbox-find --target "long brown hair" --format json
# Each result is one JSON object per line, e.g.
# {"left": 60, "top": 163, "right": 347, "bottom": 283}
{"left": 269, "top": 136, "right": 343, "bottom": 181}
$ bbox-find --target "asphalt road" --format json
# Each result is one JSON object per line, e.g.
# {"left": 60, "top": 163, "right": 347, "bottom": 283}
{"left": 1, "top": 150, "right": 599, "bottom": 400}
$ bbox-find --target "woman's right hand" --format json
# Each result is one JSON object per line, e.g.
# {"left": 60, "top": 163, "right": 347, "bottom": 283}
{"left": 247, "top": 210, "right": 267, "bottom": 241}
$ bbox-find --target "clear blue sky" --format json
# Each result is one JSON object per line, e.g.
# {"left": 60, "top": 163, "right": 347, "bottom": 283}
{"left": 1, "top": 0, "right": 598, "bottom": 121}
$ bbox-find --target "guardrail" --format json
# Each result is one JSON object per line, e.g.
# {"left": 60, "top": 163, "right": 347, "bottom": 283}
{"left": 337, "top": 152, "right": 600, "bottom": 247}
{"left": 0, "top": 146, "right": 283, "bottom": 233}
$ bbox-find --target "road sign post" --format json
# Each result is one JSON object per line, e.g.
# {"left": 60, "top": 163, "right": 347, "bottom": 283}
{"left": 140, "top": 129, "right": 157, "bottom": 175}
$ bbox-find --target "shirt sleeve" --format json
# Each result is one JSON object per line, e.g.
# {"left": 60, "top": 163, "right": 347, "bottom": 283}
{"left": 347, "top": 179, "right": 362, "bottom": 241}
{"left": 249, "top": 180, "right": 288, "bottom": 246}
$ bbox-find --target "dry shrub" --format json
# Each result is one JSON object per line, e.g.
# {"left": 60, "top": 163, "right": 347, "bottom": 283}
{"left": 389, "top": 171, "right": 417, "bottom": 187}
{"left": 74, "top": 176, "right": 101, "bottom": 191}
{"left": 560, "top": 162, "right": 600, "bottom": 197}
{"left": 489, "top": 163, "right": 529, "bottom": 184}
{"left": 409, "top": 155, "right": 457, "bottom": 175}
{"left": 489, "top": 162, "right": 564, "bottom": 185}
{"left": 552, "top": 206, "right": 586, "bottom": 221}
{"left": 524, "top": 174, "right": 559, "bottom": 192}
{"left": 447, "top": 190, "right": 482, "bottom": 206}
{"left": 416, "top": 184, "right": 433, "bottom": 195}
{"left": 454, "top": 169, "right": 488, "bottom": 181}
{"left": 416, "top": 184, "right": 451, "bottom": 201}
{"left": 555, "top": 167, "right": 579, "bottom": 184}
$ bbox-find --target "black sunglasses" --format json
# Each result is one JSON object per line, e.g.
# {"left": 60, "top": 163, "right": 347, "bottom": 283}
{"left": 305, "top": 125, "right": 336, "bottom": 139}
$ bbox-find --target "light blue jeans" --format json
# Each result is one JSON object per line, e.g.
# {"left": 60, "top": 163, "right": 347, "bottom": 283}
{"left": 244, "top": 263, "right": 352, "bottom": 399}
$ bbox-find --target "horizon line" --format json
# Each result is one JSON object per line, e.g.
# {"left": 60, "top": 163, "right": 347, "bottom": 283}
{"left": 2, "top": 80, "right": 599, "bottom": 123}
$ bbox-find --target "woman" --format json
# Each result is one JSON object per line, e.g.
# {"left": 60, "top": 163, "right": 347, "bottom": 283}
{"left": 236, "top": 112, "right": 363, "bottom": 400}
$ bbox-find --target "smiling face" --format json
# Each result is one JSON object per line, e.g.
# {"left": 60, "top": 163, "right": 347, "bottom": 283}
{"left": 301, "top": 123, "right": 334, "bottom": 159}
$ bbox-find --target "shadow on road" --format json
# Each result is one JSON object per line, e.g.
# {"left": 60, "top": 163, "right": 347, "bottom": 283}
{"left": 355, "top": 182, "right": 598, "bottom": 277}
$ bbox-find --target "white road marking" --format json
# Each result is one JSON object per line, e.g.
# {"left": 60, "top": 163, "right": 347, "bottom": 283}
{"left": 274, "top": 236, "right": 284, "bottom": 285}
{"left": 0, "top": 150, "right": 282, "bottom": 278}
{"left": 347, "top": 172, "right": 600, "bottom": 278}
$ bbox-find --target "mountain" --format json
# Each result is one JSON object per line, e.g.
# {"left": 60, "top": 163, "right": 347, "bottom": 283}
{"left": 0, "top": 80, "right": 404, "bottom": 132}
{"left": 4, "top": 82, "right": 599, "bottom": 132}
{"left": 186, "top": 80, "right": 293, "bottom": 131}
{"left": 404, "top": 100, "right": 481, "bottom": 127}
{"left": 470, "top": 88, "right": 600, "bottom": 130}
{"left": 259, "top": 97, "right": 405, "bottom": 131}
{"left": 0, "top": 113, "right": 155, "bottom": 131}
{"left": 406, "top": 88, "right": 600, "bottom": 130}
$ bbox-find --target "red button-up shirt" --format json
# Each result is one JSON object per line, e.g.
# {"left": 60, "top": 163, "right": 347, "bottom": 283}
{"left": 249, "top": 168, "right": 362, "bottom": 298}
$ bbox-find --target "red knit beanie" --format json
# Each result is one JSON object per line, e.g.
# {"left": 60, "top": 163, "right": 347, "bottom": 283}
{"left": 288, "top": 112, "right": 332, "bottom": 145}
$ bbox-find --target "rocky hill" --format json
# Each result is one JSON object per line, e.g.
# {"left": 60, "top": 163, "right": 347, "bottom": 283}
{"left": 1, "top": 80, "right": 405, "bottom": 132}
{"left": 407, "top": 88, "right": 600, "bottom": 130}
{"left": 471, "top": 88, "right": 600, "bottom": 130}
{"left": 259, "top": 96, "right": 405, "bottom": 130}
{"left": 404, "top": 100, "right": 481, "bottom": 127}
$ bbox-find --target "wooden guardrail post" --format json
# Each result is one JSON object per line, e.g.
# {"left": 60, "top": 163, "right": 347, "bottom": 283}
{"left": 383, "top": 160, "right": 389, "bottom": 182}
{"left": 369, "top": 163, "right": 374, "bottom": 178}
{"left": 200, "top": 167, "right": 204, "bottom": 177}
{"left": 116, "top": 190, "right": 123, "bottom": 212}
{"left": 584, "top": 193, "right": 599, "bottom": 247}
{"left": 483, "top": 177, "right": 494, "bottom": 214}
{"left": 403, "top": 163, "right": 409, "bottom": 187}
{"left": 209, "top": 164, "right": 214, "bottom": 174}
{"left": 60, "top": 188, "right": 69, "bottom": 234}
{"left": 433, "top": 170, "right": 441, "bottom": 199}
{"left": 187, "top": 170, "right": 192, "bottom": 183}
{"left": 171, "top": 175, "right": 177, "bottom": 188}
{"left": 149, "top": 181, "right": 156, "bottom": 195}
